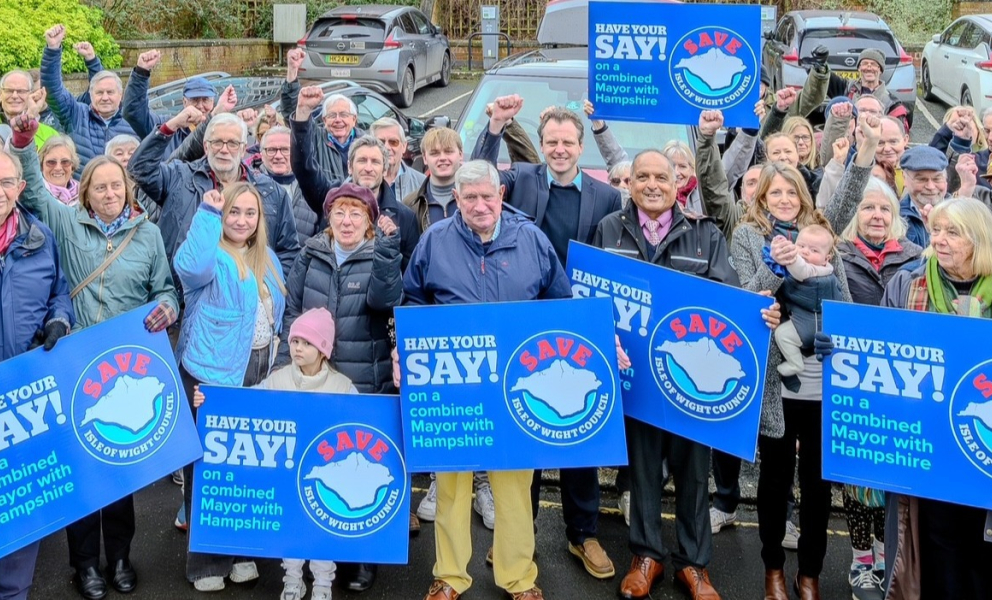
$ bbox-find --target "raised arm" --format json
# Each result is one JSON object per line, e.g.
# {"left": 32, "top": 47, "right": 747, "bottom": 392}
{"left": 291, "top": 86, "right": 343, "bottom": 216}
{"left": 40, "top": 26, "right": 83, "bottom": 133}
{"left": 130, "top": 106, "right": 203, "bottom": 204}
{"left": 818, "top": 102, "right": 854, "bottom": 168}
{"left": 173, "top": 194, "right": 224, "bottom": 292}
{"left": 823, "top": 115, "right": 879, "bottom": 234}
{"left": 75, "top": 42, "right": 103, "bottom": 106}
{"left": 280, "top": 48, "right": 306, "bottom": 122}
{"left": 696, "top": 110, "right": 739, "bottom": 240}
{"left": 791, "top": 51, "right": 830, "bottom": 118}
{"left": 758, "top": 88, "right": 797, "bottom": 138}
{"left": 123, "top": 50, "right": 166, "bottom": 140}
{"left": 8, "top": 118, "right": 76, "bottom": 233}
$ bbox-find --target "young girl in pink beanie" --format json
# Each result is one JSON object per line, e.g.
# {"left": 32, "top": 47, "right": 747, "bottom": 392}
{"left": 194, "top": 307, "right": 354, "bottom": 600}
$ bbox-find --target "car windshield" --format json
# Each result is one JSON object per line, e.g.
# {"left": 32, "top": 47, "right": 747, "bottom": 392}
{"left": 148, "top": 77, "right": 283, "bottom": 117}
{"left": 457, "top": 74, "right": 692, "bottom": 173}
{"left": 800, "top": 29, "right": 896, "bottom": 58}
{"left": 312, "top": 18, "right": 386, "bottom": 41}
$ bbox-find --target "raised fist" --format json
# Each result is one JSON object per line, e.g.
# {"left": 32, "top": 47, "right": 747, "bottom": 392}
{"left": 698, "top": 110, "right": 724, "bottom": 137}
{"left": 212, "top": 85, "right": 238, "bottom": 116}
{"left": 237, "top": 108, "right": 259, "bottom": 129}
{"left": 287, "top": 48, "right": 305, "bottom": 71}
{"left": 45, "top": 25, "right": 66, "bottom": 50}
{"left": 490, "top": 95, "right": 523, "bottom": 125}
{"left": 832, "top": 137, "right": 850, "bottom": 164}
{"left": 296, "top": 85, "right": 325, "bottom": 118}
{"left": 167, "top": 105, "right": 204, "bottom": 131}
{"left": 830, "top": 101, "right": 853, "bottom": 120}
{"left": 73, "top": 42, "right": 95, "bottom": 61}
{"left": 137, "top": 50, "right": 162, "bottom": 71}
{"left": 202, "top": 189, "right": 225, "bottom": 211}
{"left": 774, "top": 88, "right": 797, "bottom": 112}
{"left": 858, "top": 113, "right": 882, "bottom": 142}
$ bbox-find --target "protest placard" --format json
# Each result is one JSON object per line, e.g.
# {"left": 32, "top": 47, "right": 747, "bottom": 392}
{"left": 822, "top": 302, "right": 992, "bottom": 510}
{"left": 190, "top": 387, "right": 409, "bottom": 563}
{"left": 0, "top": 304, "right": 201, "bottom": 558}
{"left": 567, "top": 242, "right": 771, "bottom": 460}
{"left": 394, "top": 297, "right": 626, "bottom": 472}
{"left": 589, "top": 1, "right": 762, "bottom": 127}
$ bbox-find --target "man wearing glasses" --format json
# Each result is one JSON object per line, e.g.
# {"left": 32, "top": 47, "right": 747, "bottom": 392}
{"left": 129, "top": 107, "right": 300, "bottom": 276}
{"left": 1, "top": 72, "right": 59, "bottom": 149}
{"left": 253, "top": 124, "right": 318, "bottom": 245}
{"left": 280, "top": 48, "right": 365, "bottom": 182}
{"left": 370, "top": 117, "right": 425, "bottom": 204}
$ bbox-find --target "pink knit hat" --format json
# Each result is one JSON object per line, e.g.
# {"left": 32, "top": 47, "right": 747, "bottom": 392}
{"left": 289, "top": 308, "right": 336, "bottom": 359}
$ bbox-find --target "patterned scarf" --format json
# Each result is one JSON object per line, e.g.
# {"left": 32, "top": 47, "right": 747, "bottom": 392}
{"left": 44, "top": 178, "right": 79, "bottom": 206}
{"left": 924, "top": 255, "right": 992, "bottom": 317}
{"left": 0, "top": 210, "right": 19, "bottom": 256}
{"left": 91, "top": 204, "right": 132, "bottom": 238}
{"left": 769, "top": 216, "right": 799, "bottom": 242}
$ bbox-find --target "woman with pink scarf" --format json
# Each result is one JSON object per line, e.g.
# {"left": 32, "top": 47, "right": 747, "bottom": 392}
{"left": 39, "top": 134, "right": 79, "bottom": 205}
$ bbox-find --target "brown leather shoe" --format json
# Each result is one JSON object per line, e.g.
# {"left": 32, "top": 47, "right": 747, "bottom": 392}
{"left": 675, "top": 567, "right": 721, "bottom": 600}
{"left": 410, "top": 512, "right": 421, "bottom": 537}
{"left": 424, "top": 579, "right": 460, "bottom": 600}
{"left": 619, "top": 555, "right": 664, "bottom": 599}
{"left": 764, "top": 569, "right": 788, "bottom": 600}
{"left": 509, "top": 587, "right": 544, "bottom": 600}
{"left": 567, "top": 538, "right": 616, "bottom": 579}
{"left": 794, "top": 575, "right": 820, "bottom": 600}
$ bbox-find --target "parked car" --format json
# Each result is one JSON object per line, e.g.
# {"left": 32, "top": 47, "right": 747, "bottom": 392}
{"left": 457, "top": 0, "right": 693, "bottom": 181}
{"left": 295, "top": 4, "right": 451, "bottom": 108}
{"left": 922, "top": 14, "right": 992, "bottom": 108}
{"left": 147, "top": 75, "right": 285, "bottom": 116}
{"left": 762, "top": 11, "right": 916, "bottom": 114}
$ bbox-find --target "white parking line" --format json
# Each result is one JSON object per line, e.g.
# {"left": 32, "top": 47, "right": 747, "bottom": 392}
{"left": 419, "top": 90, "right": 473, "bottom": 119}
{"left": 915, "top": 98, "right": 941, "bottom": 131}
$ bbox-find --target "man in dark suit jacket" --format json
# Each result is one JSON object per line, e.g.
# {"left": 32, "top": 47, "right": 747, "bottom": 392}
{"left": 472, "top": 94, "right": 623, "bottom": 580}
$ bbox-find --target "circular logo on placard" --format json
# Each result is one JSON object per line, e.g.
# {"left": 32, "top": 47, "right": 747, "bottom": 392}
{"left": 70, "top": 346, "right": 180, "bottom": 465}
{"left": 503, "top": 331, "right": 617, "bottom": 446}
{"left": 297, "top": 424, "right": 407, "bottom": 537}
{"left": 669, "top": 27, "right": 757, "bottom": 111}
{"left": 649, "top": 308, "right": 759, "bottom": 421}
{"left": 950, "top": 361, "right": 992, "bottom": 479}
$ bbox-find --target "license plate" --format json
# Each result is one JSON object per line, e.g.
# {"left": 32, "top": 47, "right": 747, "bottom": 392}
{"left": 325, "top": 54, "right": 360, "bottom": 65}
{"left": 330, "top": 68, "right": 352, "bottom": 78}
{"left": 836, "top": 70, "right": 860, "bottom": 80}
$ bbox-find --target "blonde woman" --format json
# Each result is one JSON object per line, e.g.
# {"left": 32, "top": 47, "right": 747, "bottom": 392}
{"left": 782, "top": 116, "right": 818, "bottom": 170}
{"left": 173, "top": 182, "right": 286, "bottom": 593}
{"left": 662, "top": 139, "right": 702, "bottom": 213}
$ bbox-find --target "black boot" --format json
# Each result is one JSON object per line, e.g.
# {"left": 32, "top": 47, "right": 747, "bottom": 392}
{"left": 109, "top": 559, "right": 137, "bottom": 593}
{"left": 75, "top": 566, "right": 107, "bottom": 600}
{"left": 347, "top": 563, "right": 377, "bottom": 592}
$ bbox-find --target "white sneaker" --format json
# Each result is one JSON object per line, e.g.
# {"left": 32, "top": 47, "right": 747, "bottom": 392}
{"left": 417, "top": 479, "right": 437, "bottom": 522}
{"left": 782, "top": 521, "right": 800, "bottom": 550}
{"left": 311, "top": 584, "right": 333, "bottom": 600}
{"left": 280, "top": 577, "right": 307, "bottom": 600}
{"left": 618, "top": 491, "right": 631, "bottom": 526}
{"left": 849, "top": 564, "right": 883, "bottom": 600}
{"left": 473, "top": 482, "right": 496, "bottom": 530}
{"left": 229, "top": 561, "right": 259, "bottom": 583}
{"left": 710, "top": 506, "right": 738, "bottom": 534}
{"left": 193, "top": 576, "right": 225, "bottom": 592}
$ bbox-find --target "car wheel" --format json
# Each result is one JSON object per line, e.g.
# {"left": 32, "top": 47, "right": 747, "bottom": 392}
{"left": 434, "top": 52, "right": 451, "bottom": 88}
{"left": 393, "top": 67, "right": 415, "bottom": 109}
{"left": 921, "top": 61, "right": 938, "bottom": 102}
{"left": 962, "top": 86, "right": 973, "bottom": 107}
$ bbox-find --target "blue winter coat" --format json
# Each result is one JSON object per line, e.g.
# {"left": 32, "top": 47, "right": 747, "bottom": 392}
{"left": 41, "top": 47, "right": 136, "bottom": 170}
{"left": 0, "top": 207, "right": 75, "bottom": 360}
{"left": 403, "top": 210, "right": 572, "bottom": 305}
{"left": 174, "top": 205, "right": 286, "bottom": 386}
{"left": 122, "top": 66, "right": 190, "bottom": 157}
{"left": 129, "top": 128, "right": 301, "bottom": 277}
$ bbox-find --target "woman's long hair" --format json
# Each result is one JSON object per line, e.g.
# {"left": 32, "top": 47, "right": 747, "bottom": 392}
{"left": 79, "top": 156, "right": 138, "bottom": 215}
{"left": 740, "top": 162, "right": 831, "bottom": 237}
{"left": 219, "top": 182, "right": 286, "bottom": 297}
{"left": 782, "top": 116, "right": 817, "bottom": 169}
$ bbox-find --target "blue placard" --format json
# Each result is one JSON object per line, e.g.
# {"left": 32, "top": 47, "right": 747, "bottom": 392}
{"left": 566, "top": 242, "right": 771, "bottom": 460}
{"left": 394, "top": 297, "right": 627, "bottom": 472}
{"left": 589, "top": 1, "right": 761, "bottom": 128}
{"left": 0, "top": 304, "right": 201, "bottom": 558}
{"left": 190, "top": 387, "right": 410, "bottom": 563}
{"left": 822, "top": 302, "right": 992, "bottom": 510}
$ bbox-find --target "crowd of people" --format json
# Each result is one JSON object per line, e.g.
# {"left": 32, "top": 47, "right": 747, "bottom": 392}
{"left": 1, "top": 22, "right": 991, "bottom": 600}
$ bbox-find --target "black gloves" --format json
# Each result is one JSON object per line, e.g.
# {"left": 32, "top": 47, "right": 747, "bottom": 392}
{"left": 30, "top": 320, "right": 69, "bottom": 351}
{"left": 810, "top": 45, "right": 829, "bottom": 72}
{"left": 814, "top": 332, "right": 834, "bottom": 362}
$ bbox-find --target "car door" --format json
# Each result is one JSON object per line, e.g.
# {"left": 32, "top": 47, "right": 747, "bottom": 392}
{"left": 933, "top": 20, "right": 972, "bottom": 98}
{"left": 352, "top": 92, "right": 405, "bottom": 132}
{"left": 409, "top": 10, "right": 442, "bottom": 80}
{"left": 397, "top": 12, "right": 428, "bottom": 85}
{"left": 956, "top": 23, "right": 987, "bottom": 104}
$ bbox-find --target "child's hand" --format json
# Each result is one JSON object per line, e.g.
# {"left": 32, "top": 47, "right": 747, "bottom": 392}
{"left": 193, "top": 385, "right": 205, "bottom": 408}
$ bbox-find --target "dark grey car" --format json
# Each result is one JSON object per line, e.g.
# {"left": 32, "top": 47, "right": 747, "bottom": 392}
{"left": 296, "top": 5, "right": 452, "bottom": 108}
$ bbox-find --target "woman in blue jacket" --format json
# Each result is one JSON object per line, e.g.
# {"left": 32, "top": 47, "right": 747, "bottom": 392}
{"left": 173, "top": 182, "right": 286, "bottom": 593}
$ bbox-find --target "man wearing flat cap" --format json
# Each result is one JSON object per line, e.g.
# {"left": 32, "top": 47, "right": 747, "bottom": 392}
{"left": 123, "top": 49, "right": 219, "bottom": 156}
{"left": 900, "top": 145, "right": 950, "bottom": 248}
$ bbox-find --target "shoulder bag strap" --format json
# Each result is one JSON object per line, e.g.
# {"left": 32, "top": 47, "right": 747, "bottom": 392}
{"left": 70, "top": 226, "right": 140, "bottom": 299}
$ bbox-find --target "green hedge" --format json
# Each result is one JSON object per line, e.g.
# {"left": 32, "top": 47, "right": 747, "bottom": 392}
{"left": 0, "top": 0, "right": 121, "bottom": 74}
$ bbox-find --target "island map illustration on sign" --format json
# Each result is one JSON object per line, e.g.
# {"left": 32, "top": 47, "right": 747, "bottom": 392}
{"left": 305, "top": 452, "right": 395, "bottom": 511}
{"left": 510, "top": 359, "right": 603, "bottom": 419}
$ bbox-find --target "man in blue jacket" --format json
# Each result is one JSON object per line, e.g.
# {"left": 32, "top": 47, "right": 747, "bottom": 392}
{"left": 40, "top": 24, "right": 135, "bottom": 171}
{"left": 401, "top": 160, "right": 572, "bottom": 600}
{"left": 128, "top": 107, "right": 300, "bottom": 278}
{"left": 123, "top": 49, "right": 217, "bottom": 157}
{"left": 899, "top": 146, "right": 949, "bottom": 248}
{"left": 0, "top": 147, "right": 74, "bottom": 600}
{"left": 473, "top": 94, "right": 623, "bottom": 579}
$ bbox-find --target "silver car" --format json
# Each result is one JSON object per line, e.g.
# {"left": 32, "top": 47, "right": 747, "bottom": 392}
{"left": 296, "top": 5, "right": 452, "bottom": 108}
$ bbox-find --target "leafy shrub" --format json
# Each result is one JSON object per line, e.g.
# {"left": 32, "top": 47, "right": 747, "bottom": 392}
{"left": 0, "top": 0, "right": 121, "bottom": 74}
{"left": 861, "top": 0, "right": 953, "bottom": 47}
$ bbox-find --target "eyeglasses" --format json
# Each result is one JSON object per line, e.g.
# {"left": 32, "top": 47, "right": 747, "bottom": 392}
{"left": 792, "top": 134, "right": 812, "bottom": 143}
{"left": 44, "top": 159, "right": 74, "bottom": 168}
{"left": 324, "top": 112, "right": 354, "bottom": 120}
{"left": 609, "top": 177, "right": 630, "bottom": 186}
{"left": 0, "top": 178, "right": 21, "bottom": 190}
{"left": 207, "top": 139, "right": 245, "bottom": 152}
{"left": 262, "top": 147, "right": 290, "bottom": 157}
{"left": 0, "top": 88, "right": 29, "bottom": 96}
{"left": 378, "top": 138, "right": 403, "bottom": 148}
{"left": 330, "top": 210, "right": 368, "bottom": 223}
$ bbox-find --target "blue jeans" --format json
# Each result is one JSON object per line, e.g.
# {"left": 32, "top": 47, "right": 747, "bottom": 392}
{"left": 0, "top": 542, "right": 40, "bottom": 600}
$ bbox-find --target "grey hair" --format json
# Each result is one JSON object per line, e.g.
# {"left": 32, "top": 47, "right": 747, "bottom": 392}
{"left": 0, "top": 69, "right": 33, "bottom": 89}
{"left": 841, "top": 176, "right": 907, "bottom": 242}
{"left": 39, "top": 134, "right": 80, "bottom": 171}
{"left": 982, "top": 106, "right": 992, "bottom": 123}
{"left": 105, "top": 134, "right": 140, "bottom": 156}
{"left": 322, "top": 93, "right": 357, "bottom": 117}
{"left": 0, "top": 148, "right": 24, "bottom": 180}
{"left": 662, "top": 140, "right": 695, "bottom": 169}
{"left": 631, "top": 149, "right": 676, "bottom": 180}
{"left": 204, "top": 113, "right": 248, "bottom": 144}
{"left": 881, "top": 115, "right": 907, "bottom": 136}
{"left": 369, "top": 117, "right": 406, "bottom": 145}
{"left": 347, "top": 135, "right": 388, "bottom": 167}
{"left": 608, "top": 160, "right": 632, "bottom": 182}
{"left": 261, "top": 125, "right": 291, "bottom": 146}
{"left": 89, "top": 71, "right": 123, "bottom": 95}
{"left": 454, "top": 160, "right": 500, "bottom": 194}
